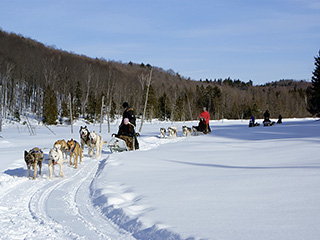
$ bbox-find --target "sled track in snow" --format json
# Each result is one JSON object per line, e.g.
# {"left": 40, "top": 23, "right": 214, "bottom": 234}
{"left": 0, "top": 156, "right": 134, "bottom": 240}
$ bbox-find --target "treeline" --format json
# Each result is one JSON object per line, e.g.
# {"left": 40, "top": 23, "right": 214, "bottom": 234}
{"left": 0, "top": 29, "right": 312, "bottom": 125}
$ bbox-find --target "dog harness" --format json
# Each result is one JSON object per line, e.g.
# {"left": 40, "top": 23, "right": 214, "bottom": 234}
{"left": 70, "top": 140, "right": 78, "bottom": 153}
{"left": 31, "top": 148, "right": 43, "bottom": 155}
{"left": 26, "top": 148, "right": 43, "bottom": 167}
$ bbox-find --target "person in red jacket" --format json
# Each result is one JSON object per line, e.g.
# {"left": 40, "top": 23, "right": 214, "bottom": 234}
{"left": 199, "top": 107, "right": 211, "bottom": 133}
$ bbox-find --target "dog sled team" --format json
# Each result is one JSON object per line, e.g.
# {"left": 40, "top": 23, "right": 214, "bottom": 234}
{"left": 160, "top": 107, "right": 212, "bottom": 138}
{"left": 24, "top": 128, "right": 107, "bottom": 180}
{"left": 24, "top": 101, "right": 140, "bottom": 179}
{"left": 24, "top": 103, "right": 212, "bottom": 179}
{"left": 249, "top": 110, "right": 283, "bottom": 127}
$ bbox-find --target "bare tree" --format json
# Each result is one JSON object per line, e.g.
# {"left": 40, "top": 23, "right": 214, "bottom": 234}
{"left": 106, "top": 70, "right": 115, "bottom": 133}
{"left": 139, "top": 68, "right": 152, "bottom": 132}
{"left": 99, "top": 95, "right": 104, "bottom": 133}
{"left": 82, "top": 64, "right": 93, "bottom": 117}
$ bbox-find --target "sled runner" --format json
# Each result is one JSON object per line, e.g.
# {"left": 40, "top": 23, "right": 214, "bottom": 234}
{"left": 263, "top": 121, "right": 275, "bottom": 127}
{"left": 108, "top": 137, "right": 129, "bottom": 153}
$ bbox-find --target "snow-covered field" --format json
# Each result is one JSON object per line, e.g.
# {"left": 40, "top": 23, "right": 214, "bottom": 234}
{"left": 0, "top": 117, "right": 319, "bottom": 240}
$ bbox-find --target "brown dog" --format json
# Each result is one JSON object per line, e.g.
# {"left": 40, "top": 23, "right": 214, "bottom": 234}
{"left": 67, "top": 139, "right": 82, "bottom": 169}
{"left": 53, "top": 139, "right": 69, "bottom": 159}
{"left": 24, "top": 147, "right": 44, "bottom": 180}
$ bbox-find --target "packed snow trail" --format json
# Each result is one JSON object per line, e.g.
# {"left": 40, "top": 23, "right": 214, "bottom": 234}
{"left": 0, "top": 155, "right": 135, "bottom": 240}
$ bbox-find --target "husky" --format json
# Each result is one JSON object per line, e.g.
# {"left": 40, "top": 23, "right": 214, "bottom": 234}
{"left": 48, "top": 147, "right": 67, "bottom": 179}
{"left": 192, "top": 126, "right": 198, "bottom": 136}
{"left": 182, "top": 126, "right": 192, "bottom": 137}
{"left": 24, "top": 147, "right": 44, "bottom": 180}
{"left": 88, "top": 131, "right": 106, "bottom": 159}
{"left": 168, "top": 126, "right": 178, "bottom": 138}
{"left": 53, "top": 139, "right": 69, "bottom": 159}
{"left": 67, "top": 139, "right": 82, "bottom": 169}
{"left": 79, "top": 126, "right": 94, "bottom": 157}
{"left": 160, "top": 128, "right": 166, "bottom": 138}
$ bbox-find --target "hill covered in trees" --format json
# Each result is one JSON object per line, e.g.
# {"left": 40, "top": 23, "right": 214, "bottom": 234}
{"left": 0, "top": 29, "right": 312, "bottom": 125}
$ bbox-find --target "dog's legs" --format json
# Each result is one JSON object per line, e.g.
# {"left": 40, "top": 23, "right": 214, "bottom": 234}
{"left": 32, "top": 163, "right": 37, "bottom": 180}
{"left": 48, "top": 162, "right": 53, "bottom": 179}
{"left": 39, "top": 161, "right": 42, "bottom": 175}
{"left": 96, "top": 143, "right": 101, "bottom": 159}
{"left": 88, "top": 145, "right": 92, "bottom": 157}
{"left": 28, "top": 167, "right": 31, "bottom": 178}
{"left": 69, "top": 153, "right": 73, "bottom": 166}
{"left": 79, "top": 149, "right": 82, "bottom": 163}
{"left": 59, "top": 164, "right": 64, "bottom": 177}
{"left": 74, "top": 153, "right": 78, "bottom": 169}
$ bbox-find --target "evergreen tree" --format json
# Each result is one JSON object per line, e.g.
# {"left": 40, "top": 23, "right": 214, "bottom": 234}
{"left": 173, "top": 95, "right": 184, "bottom": 121}
{"left": 307, "top": 50, "right": 320, "bottom": 116}
{"left": 158, "top": 92, "right": 171, "bottom": 120}
{"left": 43, "top": 85, "right": 58, "bottom": 124}
{"left": 60, "top": 99, "right": 69, "bottom": 118}
{"left": 143, "top": 85, "right": 157, "bottom": 120}
{"left": 85, "top": 91, "right": 97, "bottom": 122}
{"left": 74, "top": 81, "right": 82, "bottom": 118}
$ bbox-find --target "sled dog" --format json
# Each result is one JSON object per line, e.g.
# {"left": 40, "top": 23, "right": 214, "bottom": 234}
{"left": 79, "top": 126, "right": 94, "bottom": 157}
{"left": 67, "top": 139, "right": 82, "bottom": 169}
{"left": 168, "top": 126, "right": 178, "bottom": 138}
{"left": 192, "top": 126, "right": 200, "bottom": 136}
{"left": 182, "top": 126, "right": 192, "bottom": 137}
{"left": 48, "top": 147, "right": 67, "bottom": 179}
{"left": 53, "top": 139, "right": 69, "bottom": 159}
{"left": 160, "top": 128, "right": 166, "bottom": 138}
{"left": 89, "top": 131, "right": 106, "bottom": 159}
{"left": 24, "top": 147, "right": 44, "bottom": 180}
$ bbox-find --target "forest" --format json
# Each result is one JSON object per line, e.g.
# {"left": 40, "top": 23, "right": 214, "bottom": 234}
{"left": 0, "top": 29, "right": 312, "bottom": 125}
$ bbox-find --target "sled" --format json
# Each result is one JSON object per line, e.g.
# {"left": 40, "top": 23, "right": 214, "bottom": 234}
{"left": 249, "top": 122, "right": 260, "bottom": 127}
{"left": 108, "top": 137, "right": 129, "bottom": 153}
{"left": 263, "top": 121, "right": 275, "bottom": 127}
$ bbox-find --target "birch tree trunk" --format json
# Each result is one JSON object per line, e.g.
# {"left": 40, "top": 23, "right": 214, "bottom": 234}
{"left": 139, "top": 68, "right": 152, "bottom": 132}
{"left": 99, "top": 96, "right": 104, "bottom": 133}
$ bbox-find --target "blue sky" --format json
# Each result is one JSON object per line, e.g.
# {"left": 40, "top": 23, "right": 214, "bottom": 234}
{"left": 1, "top": 0, "right": 319, "bottom": 85}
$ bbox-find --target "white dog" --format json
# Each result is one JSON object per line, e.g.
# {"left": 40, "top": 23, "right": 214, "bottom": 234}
{"left": 53, "top": 139, "right": 69, "bottom": 159}
{"left": 168, "top": 126, "right": 178, "bottom": 138}
{"left": 182, "top": 126, "right": 192, "bottom": 137}
{"left": 48, "top": 147, "right": 67, "bottom": 179}
{"left": 89, "top": 131, "right": 106, "bottom": 159}
{"left": 160, "top": 128, "right": 166, "bottom": 138}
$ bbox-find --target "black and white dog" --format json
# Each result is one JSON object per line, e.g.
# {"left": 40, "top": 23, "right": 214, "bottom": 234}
{"left": 79, "top": 126, "right": 94, "bottom": 157}
{"left": 160, "top": 128, "right": 166, "bottom": 138}
{"left": 182, "top": 126, "right": 192, "bottom": 137}
{"left": 168, "top": 126, "right": 178, "bottom": 138}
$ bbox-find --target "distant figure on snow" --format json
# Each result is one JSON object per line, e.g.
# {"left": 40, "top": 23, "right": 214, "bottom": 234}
{"left": 199, "top": 107, "right": 211, "bottom": 133}
{"left": 263, "top": 110, "right": 275, "bottom": 126}
{"left": 249, "top": 116, "right": 259, "bottom": 127}
{"left": 277, "top": 114, "right": 283, "bottom": 124}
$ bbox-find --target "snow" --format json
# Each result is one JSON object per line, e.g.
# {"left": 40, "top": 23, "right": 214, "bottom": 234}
{"left": 0, "top": 117, "right": 319, "bottom": 240}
